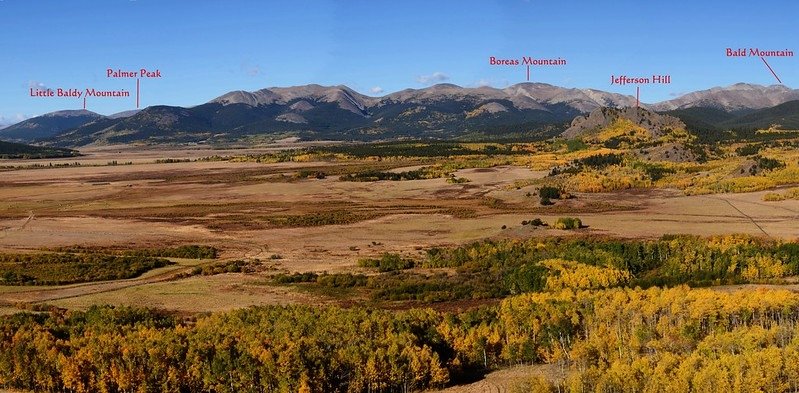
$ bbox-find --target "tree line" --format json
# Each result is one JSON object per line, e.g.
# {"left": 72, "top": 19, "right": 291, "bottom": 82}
{"left": 4, "top": 286, "right": 799, "bottom": 392}
{"left": 272, "top": 235, "right": 799, "bottom": 304}
{"left": 0, "top": 252, "right": 173, "bottom": 285}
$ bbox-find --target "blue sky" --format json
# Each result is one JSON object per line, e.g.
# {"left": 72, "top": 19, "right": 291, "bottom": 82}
{"left": 1, "top": 0, "right": 797, "bottom": 125}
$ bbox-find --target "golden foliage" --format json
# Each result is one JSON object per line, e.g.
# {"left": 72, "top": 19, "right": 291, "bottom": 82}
{"left": 541, "top": 259, "right": 631, "bottom": 290}
{"left": 586, "top": 118, "right": 651, "bottom": 146}
{"left": 763, "top": 187, "right": 799, "bottom": 201}
{"left": 562, "top": 167, "right": 652, "bottom": 193}
{"left": 501, "top": 286, "right": 799, "bottom": 392}
{"left": 538, "top": 138, "right": 798, "bottom": 196}
{"left": 741, "top": 254, "right": 787, "bottom": 280}
{"left": 764, "top": 192, "right": 787, "bottom": 201}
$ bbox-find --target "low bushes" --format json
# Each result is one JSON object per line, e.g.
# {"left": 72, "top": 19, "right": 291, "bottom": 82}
{"left": 553, "top": 217, "right": 583, "bottom": 230}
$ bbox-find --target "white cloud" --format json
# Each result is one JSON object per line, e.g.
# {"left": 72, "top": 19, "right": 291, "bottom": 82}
{"left": 416, "top": 72, "right": 449, "bottom": 85}
{"left": 0, "top": 113, "right": 30, "bottom": 128}
{"left": 470, "top": 78, "right": 508, "bottom": 88}
{"left": 28, "top": 80, "right": 48, "bottom": 92}
{"left": 370, "top": 86, "right": 384, "bottom": 94}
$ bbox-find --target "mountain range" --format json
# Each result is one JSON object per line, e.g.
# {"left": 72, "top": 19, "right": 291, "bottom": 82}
{"left": 651, "top": 83, "right": 799, "bottom": 112}
{"left": 1, "top": 83, "right": 797, "bottom": 147}
{"left": 0, "top": 110, "right": 104, "bottom": 142}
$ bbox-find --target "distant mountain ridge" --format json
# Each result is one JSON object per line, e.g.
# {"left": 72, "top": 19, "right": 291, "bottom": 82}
{"left": 212, "top": 85, "right": 373, "bottom": 116}
{"left": 210, "top": 83, "right": 640, "bottom": 115}
{"left": 651, "top": 83, "right": 799, "bottom": 112}
{"left": 108, "top": 109, "right": 142, "bottom": 119}
{"left": 42, "top": 83, "right": 642, "bottom": 146}
{"left": 2, "top": 82, "right": 798, "bottom": 147}
{"left": 0, "top": 110, "right": 103, "bottom": 142}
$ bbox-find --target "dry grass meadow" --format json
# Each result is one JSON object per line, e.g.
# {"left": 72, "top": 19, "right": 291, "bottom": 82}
{"left": 1, "top": 144, "right": 797, "bottom": 314}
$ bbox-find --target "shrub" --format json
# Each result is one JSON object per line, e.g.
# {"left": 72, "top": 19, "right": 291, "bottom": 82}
{"left": 197, "top": 259, "right": 258, "bottom": 276}
{"left": 297, "top": 170, "right": 327, "bottom": 179}
{"left": 521, "top": 218, "right": 548, "bottom": 227}
{"left": 565, "top": 139, "right": 589, "bottom": 152}
{"left": 316, "top": 273, "right": 368, "bottom": 287}
{"left": 538, "top": 186, "right": 562, "bottom": 199}
{"left": 273, "top": 272, "right": 319, "bottom": 283}
{"left": 576, "top": 153, "right": 624, "bottom": 169}
{"left": 0, "top": 253, "right": 174, "bottom": 285}
{"left": 340, "top": 169, "right": 441, "bottom": 182}
{"left": 763, "top": 193, "right": 785, "bottom": 201}
{"left": 639, "top": 163, "right": 676, "bottom": 181}
{"left": 553, "top": 217, "right": 583, "bottom": 230}
{"left": 530, "top": 218, "right": 547, "bottom": 227}
{"left": 359, "top": 253, "right": 415, "bottom": 272}
{"left": 128, "top": 245, "right": 218, "bottom": 259}
{"left": 446, "top": 176, "right": 470, "bottom": 184}
{"left": 735, "top": 144, "right": 761, "bottom": 156}
{"left": 756, "top": 156, "right": 785, "bottom": 171}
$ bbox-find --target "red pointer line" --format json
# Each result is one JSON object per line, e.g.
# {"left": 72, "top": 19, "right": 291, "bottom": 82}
{"left": 636, "top": 86, "right": 640, "bottom": 108}
{"left": 83, "top": 97, "right": 86, "bottom": 110}
{"left": 761, "top": 57, "right": 783, "bottom": 84}
{"left": 526, "top": 65, "right": 530, "bottom": 81}
{"left": 136, "top": 78, "right": 140, "bottom": 108}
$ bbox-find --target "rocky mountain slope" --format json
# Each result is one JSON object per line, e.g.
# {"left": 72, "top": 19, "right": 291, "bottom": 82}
{"left": 562, "top": 107, "right": 698, "bottom": 163}
{"left": 5, "top": 82, "right": 798, "bottom": 147}
{"left": 47, "top": 83, "right": 641, "bottom": 146}
{"left": 563, "top": 107, "right": 686, "bottom": 139}
{"left": 651, "top": 83, "right": 799, "bottom": 112}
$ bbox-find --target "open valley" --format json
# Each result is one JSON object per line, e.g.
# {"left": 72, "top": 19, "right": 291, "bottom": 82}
{"left": 1, "top": 146, "right": 796, "bottom": 314}
{"left": 3, "top": 2, "right": 799, "bottom": 390}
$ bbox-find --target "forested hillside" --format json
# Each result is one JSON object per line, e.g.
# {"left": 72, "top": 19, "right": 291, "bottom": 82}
{"left": 2, "top": 235, "right": 799, "bottom": 392}
{"left": 3, "top": 287, "right": 799, "bottom": 392}
{"left": 0, "top": 140, "right": 78, "bottom": 159}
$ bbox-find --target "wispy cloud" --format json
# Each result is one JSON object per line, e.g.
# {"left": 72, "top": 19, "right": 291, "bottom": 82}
{"left": 370, "top": 86, "right": 384, "bottom": 94}
{"left": 416, "top": 72, "right": 449, "bottom": 85}
{"left": 471, "top": 78, "right": 508, "bottom": 88}
{"left": 28, "top": 80, "right": 48, "bottom": 92}
{"left": 240, "top": 61, "right": 262, "bottom": 77}
{"left": 0, "top": 113, "right": 30, "bottom": 128}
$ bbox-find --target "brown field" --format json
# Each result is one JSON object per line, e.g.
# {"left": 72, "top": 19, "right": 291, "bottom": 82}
{"left": 0, "top": 147, "right": 797, "bottom": 314}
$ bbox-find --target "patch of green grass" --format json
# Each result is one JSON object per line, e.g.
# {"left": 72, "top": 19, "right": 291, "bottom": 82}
{"left": 0, "top": 253, "right": 173, "bottom": 285}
